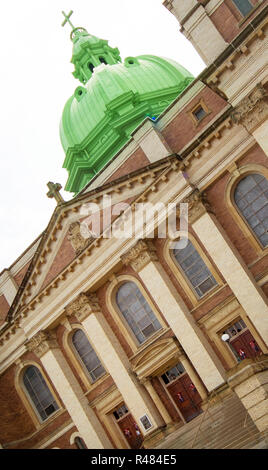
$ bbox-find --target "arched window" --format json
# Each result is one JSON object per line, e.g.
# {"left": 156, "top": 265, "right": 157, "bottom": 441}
{"left": 116, "top": 281, "right": 162, "bottom": 344}
{"left": 72, "top": 329, "right": 105, "bottom": 382}
{"left": 74, "top": 436, "right": 87, "bottom": 449}
{"left": 23, "top": 366, "right": 59, "bottom": 422}
{"left": 173, "top": 239, "right": 218, "bottom": 298}
{"left": 99, "top": 57, "right": 107, "bottom": 64}
{"left": 234, "top": 174, "right": 268, "bottom": 248}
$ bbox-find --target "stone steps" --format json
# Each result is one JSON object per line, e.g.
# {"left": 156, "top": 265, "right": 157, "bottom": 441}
{"left": 156, "top": 392, "right": 267, "bottom": 449}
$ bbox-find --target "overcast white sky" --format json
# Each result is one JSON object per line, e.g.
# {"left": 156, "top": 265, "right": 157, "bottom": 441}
{"left": 0, "top": 0, "right": 205, "bottom": 272}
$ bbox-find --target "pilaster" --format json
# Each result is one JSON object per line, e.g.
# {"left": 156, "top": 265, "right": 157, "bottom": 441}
{"left": 122, "top": 240, "right": 226, "bottom": 391}
{"left": 65, "top": 292, "right": 165, "bottom": 437}
{"left": 188, "top": 190, "right": 268, "bottom": 345}
{"left": 26, "top": 330, "right": 112, "bottom": 449}
{"left": 231, "top": 83, "right": 268, "bottom": 155}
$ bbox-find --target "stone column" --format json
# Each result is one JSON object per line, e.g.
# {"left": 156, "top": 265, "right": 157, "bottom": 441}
{"left": 179, "top": 354, "right": 208, "bottom": 402}
{"left": 26, "top": 331, "right": 112, "bottom": 449}
{"left": 121, "top": 241, "right": 226, "bottom": 392}
{"left": 142, "top": 377, "right": 173, "bottom": 426}
{"left": 228, "top": 356, "right": 268, "bottom": 433}
{"left": 66, "top": 294, "right": 164, "bottom": 437}
{"left": 188, "top": 191, "right": 268, "bottom": 346}
{"left": 232, "top": 83, "right": 268, "bottom": 156}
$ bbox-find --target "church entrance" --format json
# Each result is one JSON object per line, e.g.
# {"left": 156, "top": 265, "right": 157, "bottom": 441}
{"left": 222, "top": 319, "right": 262, "bottom": 362}
{"left": 113, "top": 404, "right": 143, "bottom": 449}
{"left": 161, "top": 363, "right": 202, "bottom": 423}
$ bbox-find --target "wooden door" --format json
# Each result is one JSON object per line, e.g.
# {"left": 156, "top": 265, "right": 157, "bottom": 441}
{"left": 117, "top": 413, "right": 143, "bottom": 449}
{"left": 167, "top": 373, "right": 202, "bottom": 422}
{"left": 230, "top": 330, "right": 262, "bottom": 361}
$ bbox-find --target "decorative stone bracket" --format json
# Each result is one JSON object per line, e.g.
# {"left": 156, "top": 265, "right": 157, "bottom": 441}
{"left": 183, "top": 189, "right": 212, "bottom": 225}
{"left": 121, "top": 240, "right": 158, "bottom": 272}
{"left": 231, "top": 84, "right": 268, "bottom": 133}
{"left": 26, "top": 331, "right": 58, "bottom": 358}
{"left": 65, "top": 292, "right": 101, "bottom": 322}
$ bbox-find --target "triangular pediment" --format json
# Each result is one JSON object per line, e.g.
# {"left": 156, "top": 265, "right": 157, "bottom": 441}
{"left": 8, "top": 162, "right": 172, "bottom": 322}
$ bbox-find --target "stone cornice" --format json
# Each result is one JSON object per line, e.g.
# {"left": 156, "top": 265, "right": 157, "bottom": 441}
{"left": 121, "top": 240, "right": 158, "bottom": 272}
{"left": 65, "top": 292, "right": 101, "bottom": 322}
{"left": 26, "top": 331, "right": 58, "bottom": 358}
{"left": 231, "top": 83, "right": 268, "bottom": 133}
{"left": 183, "top": 189, "right": 212, "bottom": 225}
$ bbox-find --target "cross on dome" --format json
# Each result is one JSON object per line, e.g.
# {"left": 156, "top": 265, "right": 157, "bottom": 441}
{"left": 61, "top": 10, "right": 76, "bottom": 31}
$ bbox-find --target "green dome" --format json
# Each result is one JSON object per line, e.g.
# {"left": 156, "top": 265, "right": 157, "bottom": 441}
{"left": 60, "top": 28, "right": 194, "bottom": 194}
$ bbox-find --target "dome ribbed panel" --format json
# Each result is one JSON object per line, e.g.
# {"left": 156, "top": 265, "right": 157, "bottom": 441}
{"left": 60, "top": 56, "right": 193, "bottom": 152}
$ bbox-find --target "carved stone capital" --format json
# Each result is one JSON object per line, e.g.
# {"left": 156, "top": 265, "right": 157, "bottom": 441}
{"left": 65, "top": 292, "right": 101, "bottom": 322}
{"left": 26, "top": 331, "right": 58, "bottom": 358}
{"left": 121, "top": 240, "right": 158, "bottom": 272}
{"left": 231, "top": 84, "right": 268, "bottom": 133}
{"left": 67, "top": 222, "right": 90, "bottom": 255}
{"left": 183, "top": 189, "right": 212, "bottom": 225}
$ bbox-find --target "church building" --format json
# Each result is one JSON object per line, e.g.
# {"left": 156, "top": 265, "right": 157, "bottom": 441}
{"left": 0, "top": 0, "right": 268, "bottom": 449}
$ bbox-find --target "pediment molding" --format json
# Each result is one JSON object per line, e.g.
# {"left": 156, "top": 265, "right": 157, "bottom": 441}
{"left": 131, "top": 336, "right": 183, "bottom": 380}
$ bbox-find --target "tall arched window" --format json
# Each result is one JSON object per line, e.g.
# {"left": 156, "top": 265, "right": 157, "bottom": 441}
{"left": 234, "top": 174, "right": 268, "bottom": 248}
{"left": 23, "top": 366, "right": 59, "bottom": 422}
{"left": 173, "top": 239, "right": 218, "bottom": 298}
{"left": 116, "top": 281, "right": 162, "bottom": 344}
{"left": 72, "top": 329, "right": 105, "bottom": 382}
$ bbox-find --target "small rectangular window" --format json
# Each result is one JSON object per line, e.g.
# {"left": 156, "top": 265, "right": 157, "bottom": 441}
{"left": 193, "top": 105, "right": 206, "bottom": 122}
{"left": 232, "top": 0, "right": 254, "bottom": 16}
{"left": 139, "top": 414, "right": 153, "bottom": 431}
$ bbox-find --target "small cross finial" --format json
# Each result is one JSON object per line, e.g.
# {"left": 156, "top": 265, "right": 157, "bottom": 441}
{"left": 61, "top": 10, "right": 75, "bottom": 31}
{"left": 47, "top": 182, "right": 64, "bottom": 204}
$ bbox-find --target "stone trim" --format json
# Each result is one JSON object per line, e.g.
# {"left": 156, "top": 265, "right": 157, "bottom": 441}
{"left": 231, "top": 83, "right": 268, "bottom": 133}
{"left": 121, "top": 240, "right": 158, "bottom": 272}
{"left": 26, "top": 331, "right": 58, "bottom": 358}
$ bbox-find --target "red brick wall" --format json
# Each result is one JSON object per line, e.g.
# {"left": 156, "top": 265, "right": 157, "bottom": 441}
{"left": 0, "top": 294, "right": 10, "bottom": 325}
{"left": 14, "top": 261, "right": 31, "bottom": 286}
{"left": 206, "top": 144, "right": 268, "bottom": 267}
{"left": 46, "top": 426, "right": 77, "bottom": 449}
{"left": 0, "top": 350, "right": 70, "bottom": 448}
{"left": 41, "top": 233, "right": 76, "bottom": 289}
{"left": 210, "top": 0, "right": 268, "bottom": 43}
{"left": 106, "top": 148, "right": 150, "bottom": 184}
{"left": 162, "top": 86, "right": 227, "bottom": 153}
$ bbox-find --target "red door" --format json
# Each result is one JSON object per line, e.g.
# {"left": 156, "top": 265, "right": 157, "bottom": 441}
{"left": 230, "top": 330, "right": 262, "bottom": 361}
{"left": 117, "top": 413, "right": 143, "bottom": 449}
{"left": 167, "top": 373, "right": 202, "bottom": 422}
